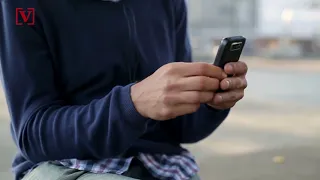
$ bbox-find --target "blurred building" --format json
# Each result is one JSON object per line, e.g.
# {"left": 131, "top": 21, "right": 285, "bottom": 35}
{"left": 187, "top": 0, "right": 320, "bottom": 59}
{"left": 188, "top": 0, "right": 257, "bottom": 39}
{"left": 187, "top": 0, "right": 258, "bottom": 60}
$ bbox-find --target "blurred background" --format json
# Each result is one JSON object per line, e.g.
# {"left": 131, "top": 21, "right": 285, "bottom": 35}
{"left": 1, "top": 0, "right": 320, "bottom": 179}
{"left": 188, "top": 0, "right": 320, "bottom": 59}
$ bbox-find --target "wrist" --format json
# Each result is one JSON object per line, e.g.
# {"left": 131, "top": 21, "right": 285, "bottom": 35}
{"left": 130, "top": 82, "right": 149, "bottom": 118}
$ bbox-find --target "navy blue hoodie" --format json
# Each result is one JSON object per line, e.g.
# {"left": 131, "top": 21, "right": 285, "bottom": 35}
{"left": 0, "top": 0, "right": 229, "bottom": 179}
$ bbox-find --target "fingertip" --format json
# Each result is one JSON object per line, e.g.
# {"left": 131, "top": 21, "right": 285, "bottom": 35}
{"left": 215, "top": 94, "right": 223, "bottom": 103}
{"left": 224, "top": 63, "right": 234, "bottom": 74}
{"left": 220, "top": 80, "right": 230, "bottom": 90}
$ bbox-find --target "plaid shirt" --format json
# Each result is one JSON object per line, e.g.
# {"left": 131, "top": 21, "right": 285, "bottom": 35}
{"left": 59, "top": 151, "right": 199, "bottom": 180}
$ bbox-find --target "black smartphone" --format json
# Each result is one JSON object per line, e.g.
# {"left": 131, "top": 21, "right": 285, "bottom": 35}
{"left": 213, "top": 36, "right": 246, "bottom": 69}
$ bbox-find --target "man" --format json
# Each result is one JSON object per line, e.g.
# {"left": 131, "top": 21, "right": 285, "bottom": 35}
{"left": 0, "top": 0, "right": 247, "bottom": 179}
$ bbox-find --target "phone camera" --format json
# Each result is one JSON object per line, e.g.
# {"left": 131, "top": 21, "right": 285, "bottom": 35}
{"left": 230, "top": 42, "right": 242, "bottom": 51}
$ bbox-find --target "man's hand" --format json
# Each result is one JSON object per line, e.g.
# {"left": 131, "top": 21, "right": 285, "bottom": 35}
{"left": 131, "top": 62, "right": 227, "bottom": 121}
{"left": 207, "top": 61, "right": 248, "bottom": 110}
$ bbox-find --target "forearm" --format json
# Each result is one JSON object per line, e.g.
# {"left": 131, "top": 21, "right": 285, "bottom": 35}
{"left": 13, "top": 85, "right": 155, "bottom": 163}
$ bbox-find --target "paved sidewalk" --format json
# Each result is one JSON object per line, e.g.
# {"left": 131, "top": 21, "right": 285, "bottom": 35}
{"left": 186, "top": 101, "right": 320, "bottom": 180}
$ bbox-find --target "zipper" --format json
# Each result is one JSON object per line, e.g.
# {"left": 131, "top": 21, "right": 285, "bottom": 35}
{"left": 122, "top": 3, "right": 140, "bottom": 83}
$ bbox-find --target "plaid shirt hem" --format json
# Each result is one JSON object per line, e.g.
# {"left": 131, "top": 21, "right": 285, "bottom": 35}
{"left": 59, "top": 152, "right": 199, "bottom": 180}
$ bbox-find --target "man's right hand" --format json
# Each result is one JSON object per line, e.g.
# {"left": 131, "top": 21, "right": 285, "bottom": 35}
{"left": 131, "top": 62, "right": 227, "bottom": 121}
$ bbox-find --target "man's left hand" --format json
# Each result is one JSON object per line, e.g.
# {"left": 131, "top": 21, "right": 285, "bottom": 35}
{"left": 207, "top": 61, "right": 248, "bottom": 110}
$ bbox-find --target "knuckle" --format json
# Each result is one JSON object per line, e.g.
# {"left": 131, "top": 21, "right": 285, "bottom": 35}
{"left": 159, "top": 108, "right": 173, "bottom": 119}
{"left": 243, "top": 78, "right": 248, "bottom": 89}
{"left": 198, "top": 63, "right": 208, "bottom": 74}
{"left": 239, "top": 92, "right": 245, "bottom": 100}
{"left": 198, "top": 77, "right": 207, "bottom": 89}
{"left": 164, "top": 79, "right": 176, "bottom": 92}
{"left": 230, "top": 92, "right": 238, "bottom": 100}
{"left": 212, "top": 79, "right": 220, "bottom": 90}
{"left": 164, "top": 63, "right": 176, "bottom": 74}
{"left": 193, "top": 92, "right": 202, "bottom": 103}
{"left": 237, "top": 61, "right": 248, "bottom": 73}
{"left": 237, "top": 77, "right": 243, "bottom": 88}
{"left": 161, "top": 94, "right": 172, "bottom": 105}
{"left": 242, "top": 62, "right": 248, "bottom": 73}
{"left": 227, "top": 79, "right": 233, "bottom": 89}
